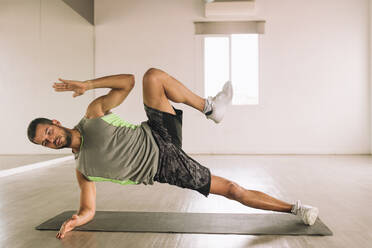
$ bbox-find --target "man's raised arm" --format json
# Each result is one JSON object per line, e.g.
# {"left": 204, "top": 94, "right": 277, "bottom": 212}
{"left": 53, "top": 73, "right": 135, "bottom": 118}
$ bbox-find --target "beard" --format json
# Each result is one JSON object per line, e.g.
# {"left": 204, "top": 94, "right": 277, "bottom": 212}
{"left": 55, "top": 125, "right": 72, "bottom": 149}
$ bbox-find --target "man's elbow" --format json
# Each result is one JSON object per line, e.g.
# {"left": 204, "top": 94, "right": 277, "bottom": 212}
{"left": 120, "top": 74, "right": 135, "bottom": 90}
{"left": 128, "top": 74, "right": 135, "bottom": 89}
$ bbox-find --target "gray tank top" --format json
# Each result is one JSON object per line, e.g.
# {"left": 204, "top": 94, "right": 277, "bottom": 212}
{"left": 73, "top": 112, "right": 159, "bottom": 185}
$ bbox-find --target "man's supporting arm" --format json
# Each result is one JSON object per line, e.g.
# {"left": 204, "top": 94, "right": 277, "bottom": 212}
{"left": 56, "top": 169, "right": 96, "bottom": 239}
{"left": 75, "top": 169, "right": 96, "bottom": 224}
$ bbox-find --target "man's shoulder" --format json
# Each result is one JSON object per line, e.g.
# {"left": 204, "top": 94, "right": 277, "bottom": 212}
{"left": 85, "top": 110, "right": 112, "bottom": 119}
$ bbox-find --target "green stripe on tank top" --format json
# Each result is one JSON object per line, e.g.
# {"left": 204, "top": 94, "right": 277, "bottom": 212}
{"left": 101, "top": 113, "right": 138, "bottom": 129}
{"left": 80, "top": 135, "right": 84, "bottom": 149}
{"left": 87, "top": 176, "right": 139, "bottom": 185}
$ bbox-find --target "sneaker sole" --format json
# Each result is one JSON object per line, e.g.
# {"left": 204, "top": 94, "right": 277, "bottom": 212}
{"left": 305, "top": 207, "right": 319, "bottom": 225}
{"left": 207, "top": 81, "right": 233, "bottom": 123}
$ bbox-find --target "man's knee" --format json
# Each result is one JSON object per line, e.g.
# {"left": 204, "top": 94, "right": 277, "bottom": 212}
{"left": 143, "top": 68, "right": 162, "bottom": 85}
{"left": 226, "top": 181, "right": 243, "bottom": 200}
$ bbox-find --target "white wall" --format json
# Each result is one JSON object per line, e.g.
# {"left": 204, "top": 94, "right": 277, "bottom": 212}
{"left": 95, "top": 0, "right": 370, "bottom": 154}
{"left": 370, "top": 0, "right": 372, "bottom": 155}
{"left": 0, "top": 0, "right": 94, "bottom": 154}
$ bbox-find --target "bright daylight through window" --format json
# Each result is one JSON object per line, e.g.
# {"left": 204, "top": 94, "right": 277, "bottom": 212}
{"left": 204, "top": 34, "right": 259, "bottom": 105}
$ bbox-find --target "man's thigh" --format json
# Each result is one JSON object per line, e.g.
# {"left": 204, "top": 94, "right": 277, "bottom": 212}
{"left": 142, "top": 68, "right": 176, "bottom": 115}
{"left": 144, "top": 104, "right": 183, "bottom": 148}
{"left": 153, "top": 141, "right": 211, "bottom": 198}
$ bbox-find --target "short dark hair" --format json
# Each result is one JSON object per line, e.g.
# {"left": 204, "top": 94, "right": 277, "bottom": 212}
{"left": 27, "top": 118, "right": 53, "bottom": 144}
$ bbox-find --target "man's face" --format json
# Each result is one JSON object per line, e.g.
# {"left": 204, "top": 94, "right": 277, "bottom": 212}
{"left": 33, "top": 121, "right": 72, "bottom": 149}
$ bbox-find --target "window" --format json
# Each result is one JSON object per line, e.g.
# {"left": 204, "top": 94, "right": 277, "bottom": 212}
{"left": 204, "top": 34, "right": 259, "bottom": 105}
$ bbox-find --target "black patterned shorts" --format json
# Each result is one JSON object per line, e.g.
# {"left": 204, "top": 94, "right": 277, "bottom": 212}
{"left": 144, "top": 104, "right": 211, "bottom": 197}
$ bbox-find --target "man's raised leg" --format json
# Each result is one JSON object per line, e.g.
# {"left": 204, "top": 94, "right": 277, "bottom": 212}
{"left": 142, "top": 68, "right": 232, "bottom": 123}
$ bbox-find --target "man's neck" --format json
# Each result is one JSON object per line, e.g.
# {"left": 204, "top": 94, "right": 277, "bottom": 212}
{"left": 70, "top": 129, "right": 82, "bottom": 153}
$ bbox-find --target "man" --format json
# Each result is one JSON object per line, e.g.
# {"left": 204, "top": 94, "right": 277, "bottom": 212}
{"left": 27, "top": 68, "right": 319, "bottom": 240}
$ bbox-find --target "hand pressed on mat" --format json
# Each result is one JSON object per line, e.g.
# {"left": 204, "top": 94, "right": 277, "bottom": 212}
{"left": 56, "top": 214, "right": 79, "bottom": 239}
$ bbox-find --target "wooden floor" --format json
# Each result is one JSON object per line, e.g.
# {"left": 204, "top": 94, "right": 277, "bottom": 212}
{"left": 1, "top": 155, "right": 371, "bottom": 248}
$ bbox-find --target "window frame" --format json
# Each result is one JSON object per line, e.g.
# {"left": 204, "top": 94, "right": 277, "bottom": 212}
{"left": 199, "top": 34, "right": 260, "bottom": 106}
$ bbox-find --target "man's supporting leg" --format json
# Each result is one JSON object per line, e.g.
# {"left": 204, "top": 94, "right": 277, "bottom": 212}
{"left": 210, "top": 175, "right": 293, "bottom": 213}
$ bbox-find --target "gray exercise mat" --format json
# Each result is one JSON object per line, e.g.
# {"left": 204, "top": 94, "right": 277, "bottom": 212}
{"left": 36, "top": 211, "right": 333, "bottom": 236}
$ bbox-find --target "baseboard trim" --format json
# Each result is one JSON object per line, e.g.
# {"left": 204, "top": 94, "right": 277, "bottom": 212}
{"left": 0, "top": 155, "right": 74, "bottom": 178}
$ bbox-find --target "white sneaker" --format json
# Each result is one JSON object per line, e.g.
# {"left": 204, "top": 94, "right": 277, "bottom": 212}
{"left": 206, "top": 81, "right": 233, "bottom": 123}
{"left": 292, "top": 200, "right": 319, "bottom": 226}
